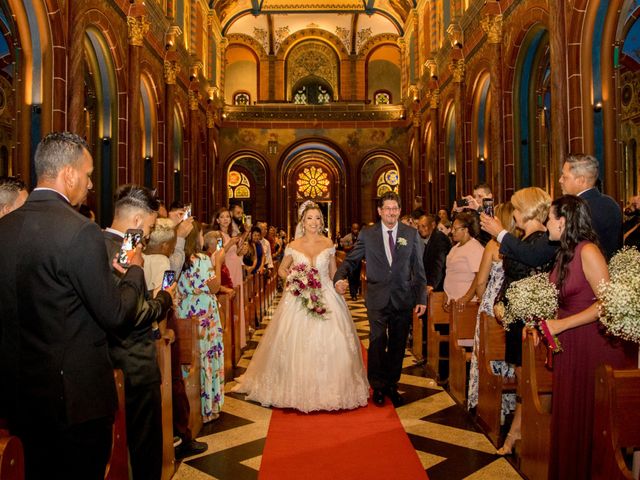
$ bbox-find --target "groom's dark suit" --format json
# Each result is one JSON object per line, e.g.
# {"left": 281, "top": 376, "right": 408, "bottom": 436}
{"left": 334, "top": 222, "right": 427, "bottom": 391}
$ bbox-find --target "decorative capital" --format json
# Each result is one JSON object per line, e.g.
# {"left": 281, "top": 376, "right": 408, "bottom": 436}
{"left": 188, "top": 90, "right": 201, "bottom": 110}
{"left": 127, "top": 16, "right": 150, "bottom": 46}
{"left": 164, "top": 60, "right": 180, "bottom": 85}
{"left": 397, "top": 38, "right": 406, "bottom": 51}
{"left": 206, "top": 109, "right": 215, "bottom": 128}
{"left": 207, "top": 12, "right": 217, "bottom": 29}
{"left": 446, "top": 22, "right": 464, "bottom": 49}
{"left": 190, "top": 61, "right": 204, "bottom": 80}
{"left": 424, "top": 59, "right": 438, "bottom": 79}
{"left": 164, "top": 25, "right": 182, "bottom": 51}
{"left": 449, "top": 59, "right": 465, "bottom": 83}
{"left": 481, "top": 14, "right": 503, "bottom": 44}
{"left": 430, "top": 89, "right": 440, "bottom": 109}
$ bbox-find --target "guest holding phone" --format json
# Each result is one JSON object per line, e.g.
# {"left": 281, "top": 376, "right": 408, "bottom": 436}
{"left": 103, "top": 184, "right": 175, "bottom": 480}
{"left": 143, "top": 218, "right": 178, "bottom": 296}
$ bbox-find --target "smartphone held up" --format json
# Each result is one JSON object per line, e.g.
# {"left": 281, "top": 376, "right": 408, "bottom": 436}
{"left": 162, "top": 270, "right": 176, "bottom": 290}
{"left": 482, "top": 198, "right": 494, "bottom": 217}
{"left": 117, "top": 229, "right": 143, "bottom": 267}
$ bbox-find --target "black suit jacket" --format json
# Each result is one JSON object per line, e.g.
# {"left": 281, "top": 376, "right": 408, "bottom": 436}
{"left": 103, "top": 231, "right": 171, "bottom": 388}
{"left": 334, "top": 222, "right": 427, "bottom": 310}
{"left": 0, "top": 190, "right": 146, "bottom": 429}
{"left": 423, "top": 229, "right": 451, "bottom": 292}
{"left": 580, "top": 188, "right": 622, "bottom": 259}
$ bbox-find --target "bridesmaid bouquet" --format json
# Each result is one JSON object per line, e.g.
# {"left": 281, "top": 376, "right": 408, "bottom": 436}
{"left": 285, "top": 263, "right": 328, "bottom": 319}
{"left": 500, "top": 273, "right": 561, "bottom": 352}
{"left": 598, "top": 247, "right": 640, "bottom": 344}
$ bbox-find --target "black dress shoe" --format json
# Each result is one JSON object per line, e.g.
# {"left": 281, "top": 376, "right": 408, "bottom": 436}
{"left": 386, "top": 389, "right": 404, "bottom": 407}
{"left": 372, "top": 389, "right": 385, "bottom": 406}
{"left": 176, "top": 439, "right": 208, "bottom": 459}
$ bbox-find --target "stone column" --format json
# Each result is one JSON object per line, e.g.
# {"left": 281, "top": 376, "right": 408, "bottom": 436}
{"left": 481, "top": 13, "right": 504, "bottom": 201}
{"left": 188, "top": 88, "right": 200, "bottom": 211}
{"left": 450, "top": 57, "right": 465, "bottom": 195}
{"left": 127, "top": 13, "right": 150, "bottom": 184}
{"left": 163, "top": 59, "right": 179, "bottom": 202}
{"left": 68, "top": 1, "right": 85, "bottom": 135}
{"left": 548, "top": 0, "right": 568, "bottom": 188}
{"left": 206, "top": 107, "right": 216, "bottom": 217}
{"left": 429, "top": 88, "right": 441, "bottom": 210}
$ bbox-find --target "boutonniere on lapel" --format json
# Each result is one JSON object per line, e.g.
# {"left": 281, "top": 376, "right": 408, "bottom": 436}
{"left": 397, "top": 237, "right": 408, "bottom": 247}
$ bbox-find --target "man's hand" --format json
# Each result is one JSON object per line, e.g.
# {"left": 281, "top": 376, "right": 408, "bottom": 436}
{"left": 414, "top": 304, "right": 426, "bottom": 316}
{"left": 479, "top": 212, "right": 504, "bottom": 237}
{"left": 168, "top": 209, "right": 184, "bottom": 226}
{"left": 176, "top": 217, "right": 194, "bottom": 238}
{"left": 334, "top": 279, "right": 348, "bottom": 295}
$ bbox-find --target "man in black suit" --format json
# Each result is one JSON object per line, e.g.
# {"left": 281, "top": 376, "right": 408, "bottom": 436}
{"left": 104, "top": 184, "right": 173, "bottom": 480}
{"left": 334, "top": 192, "right": 427, "bottom": 407}
{"left": 417, "top": 214, "right": 451, "bottom": 293}
{"left": 559, "top": 154, "right": 622, "bottom": 259}
{"left": 0, "top": 132, "right": 147, "bottom": 479}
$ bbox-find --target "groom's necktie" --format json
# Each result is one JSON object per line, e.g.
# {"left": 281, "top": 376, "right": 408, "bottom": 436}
{"left": 387, "top": 230, "right": 395, "bottom": 262}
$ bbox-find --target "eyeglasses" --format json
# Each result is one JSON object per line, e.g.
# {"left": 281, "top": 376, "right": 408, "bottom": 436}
{"left": 451, "top": 225, "right": 467, "bottom": 232}
{"left": 380, "top": 207, "right": 400, "bottom": 212}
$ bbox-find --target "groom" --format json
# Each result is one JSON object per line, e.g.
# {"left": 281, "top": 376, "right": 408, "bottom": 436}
{"left": 334, "top": 192, "right": 427, "bottom": 407}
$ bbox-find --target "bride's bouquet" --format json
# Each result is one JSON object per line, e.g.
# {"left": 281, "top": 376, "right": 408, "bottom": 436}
{"left": 598, "top": 247, "right": 640, "bottom": 344}
{"left": 498, "top": 272, "right": 561, "bottom": 353}
{"left": 285, "top": 263, "right": 328, "bottom": 319}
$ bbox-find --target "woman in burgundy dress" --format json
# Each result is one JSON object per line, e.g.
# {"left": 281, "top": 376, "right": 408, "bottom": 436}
{"left": 545, "top": 195, "right": 636, "bottom": 479}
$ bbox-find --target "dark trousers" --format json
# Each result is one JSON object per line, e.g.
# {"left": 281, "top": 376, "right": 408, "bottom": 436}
{"left": 126, "top": 382, "right": 163, "bottom": 479}
{"left": 367, "top": 302, "right": 412, "bottom": 390}
{"left": 19, "top": 415, "right": 113, "bottom": 480}
{"left": 348, "top": 262, "right": 362, "bottom": 298}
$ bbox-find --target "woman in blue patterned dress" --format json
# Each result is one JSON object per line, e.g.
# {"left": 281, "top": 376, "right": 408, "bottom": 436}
{"left": 460, "top": 202, "right": 519, "bottom": 414}
{"left": 177, "top": 221, "right": 225, "bottom": 421}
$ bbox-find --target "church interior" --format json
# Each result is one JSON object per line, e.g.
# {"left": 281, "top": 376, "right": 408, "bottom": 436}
{"left": 1, "top": 0, "right": 640, "bottom": 478}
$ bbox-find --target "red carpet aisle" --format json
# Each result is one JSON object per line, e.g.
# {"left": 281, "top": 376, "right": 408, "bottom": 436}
{"left": 259, "top": 401, "right": 428, "bottom": 480}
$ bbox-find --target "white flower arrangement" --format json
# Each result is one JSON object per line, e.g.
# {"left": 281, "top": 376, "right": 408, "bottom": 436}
{"left": 397, "top": 237, "right": 407, "bottom": 246}
{"left": 501, "top": 272, "right": 561, "bottom": 351}
{"left": 598, "top": 247, "right": 640, "bottom": 344}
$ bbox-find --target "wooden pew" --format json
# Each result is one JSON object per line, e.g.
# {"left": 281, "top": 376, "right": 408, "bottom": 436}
{"left": 156, "top": 330, "right": 176, "bottom": 480}
{"left": 592, "top": 364, "right": 640, "bottom": 480}
{"left": 0, "top": 425, "right": 24, "bottom": 480}
{"left": 520, "top": 328, "right": 552, "bottom": 480}
{"left": 232, "top": 285, "right": 242, "bottom": 366}
{"left": 411, "top": 308, "right": 424, "bottom": 362}
{"left": 426, "top": 291, "right": 448, "bottom": 381}
{"left": 105, "top": 369, "right": 128, "bottom": 480}
{"left": 217, "top": 293, "right": 234, "bottom": 382}
{"left": 448, "top": 301, "right": 479, "bottom": 406}
{"left": 476, "top": 313, "right": 516, "bottom": 447}
{"left": 169, "top": 312, "right": 203, "bottom": 440}
{"left": 360, "top": 260, "right": 367, "bottom": 298}
{"left": 244, "top": 274, "right": 254, "bottom": 336}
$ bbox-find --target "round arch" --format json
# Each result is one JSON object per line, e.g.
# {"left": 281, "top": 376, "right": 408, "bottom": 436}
{"left": 358, "top": 149, "right": 403, "bottom": 223}
{"left": 224, "top": 150, "right": 270, "bottom": 221}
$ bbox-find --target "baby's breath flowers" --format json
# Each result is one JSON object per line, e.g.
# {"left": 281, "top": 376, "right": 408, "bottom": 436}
{"left": 598, "top": 247, "right": 640, "bottom": 344}
{"left": 501, "top": 273, "right": 561, "bottom": 352}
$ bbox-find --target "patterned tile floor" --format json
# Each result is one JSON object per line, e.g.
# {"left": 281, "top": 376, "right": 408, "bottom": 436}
{"left": 174, "top": 292, "right": 524, "bottom": 480}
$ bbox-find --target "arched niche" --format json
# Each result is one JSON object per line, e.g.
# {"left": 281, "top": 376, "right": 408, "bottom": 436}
{"left": 140, "top": 74, "right": 158, "bottom": 189}
{"left": 173, "top": 106, "right": 186, "bottom": 202}
{"left": 366, "top": 44, "right": 401, "bottom": 104}
{"left": 285, "top": 40, "right": 339, "bottom": 102}
{"left": 226, "top": 153, "right": 268, "bottom": 221}
{"left": 359, "top": 153, "right": 400, "bottom": 223}
{"left": 83, "top": 26, "right": 119, "bottom": 225}
{"left": 513, "top": 26, "right": 551, "bottom": 191}
{"left": 443, "top": 102, "right": 457, "bottom": 208}
{"left": 0, "top": 4, "right": 18, "bottom": 176}
{"left": 471, "top": 72, "right": 491, "bottom": 186}
{"left": 225, "top": 44, "right": 259, "bottom": 105}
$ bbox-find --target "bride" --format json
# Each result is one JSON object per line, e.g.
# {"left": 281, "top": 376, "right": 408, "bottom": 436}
{"left": 231, "top": 201, "right": 370, "bottom": 412}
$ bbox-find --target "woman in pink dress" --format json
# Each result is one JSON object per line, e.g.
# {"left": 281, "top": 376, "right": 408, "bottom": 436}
{"left": 212, "top": 208, "right": 249, "bottom": 348}
{"left": 545, "top": 195, "right": 636, "bottom": 479}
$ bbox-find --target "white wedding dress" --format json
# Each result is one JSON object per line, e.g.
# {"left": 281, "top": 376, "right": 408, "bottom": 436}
{"left": 232, "top": 246, "right": 370, "bottom": 412}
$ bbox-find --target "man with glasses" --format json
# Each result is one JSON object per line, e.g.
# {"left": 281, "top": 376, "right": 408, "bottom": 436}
{"left": 334, "top": 191, "right": 427, "bottom": 407}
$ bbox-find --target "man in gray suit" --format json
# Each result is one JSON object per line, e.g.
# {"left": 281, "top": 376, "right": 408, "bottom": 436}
{"left": 334, "top": 192, "right": 427, "bottom": 407}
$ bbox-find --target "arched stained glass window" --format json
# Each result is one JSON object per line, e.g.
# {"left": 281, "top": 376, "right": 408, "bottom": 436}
{"left": 229, "top": 170, "right": 251, "bottom": 198}
{"left": 376, "top": 169, "right": 399, "bottom": 197}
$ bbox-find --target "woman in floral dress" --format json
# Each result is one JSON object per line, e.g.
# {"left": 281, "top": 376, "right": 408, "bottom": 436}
{"left": 177, "top": 221, "right": 225, "bottom": 421}
{"left": 460, "top": 202, "right": 518, "bottom": 414}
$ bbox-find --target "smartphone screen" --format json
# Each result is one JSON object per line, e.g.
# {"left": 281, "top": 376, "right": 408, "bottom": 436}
{"left": 162, "top": 270, "right": 176, "bottom": 290}
{"left": 245, "top": 214, "right": 252, "bottom": 227}
{"left": 183, "top": 204, "right": 192, "bottom": 222}
{"left": 216, "top": 238, "right": 224, "bottom": 251}
{"left": 483, "top": 198, "right": 495, "bottom": 217}
{"left": 117, "top": 229, "right": 143, "bottom": 267}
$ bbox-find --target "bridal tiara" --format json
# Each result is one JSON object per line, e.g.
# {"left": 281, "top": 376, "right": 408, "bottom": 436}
{"left": 298, "top": 200, "right": 319, "bottom": 220}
